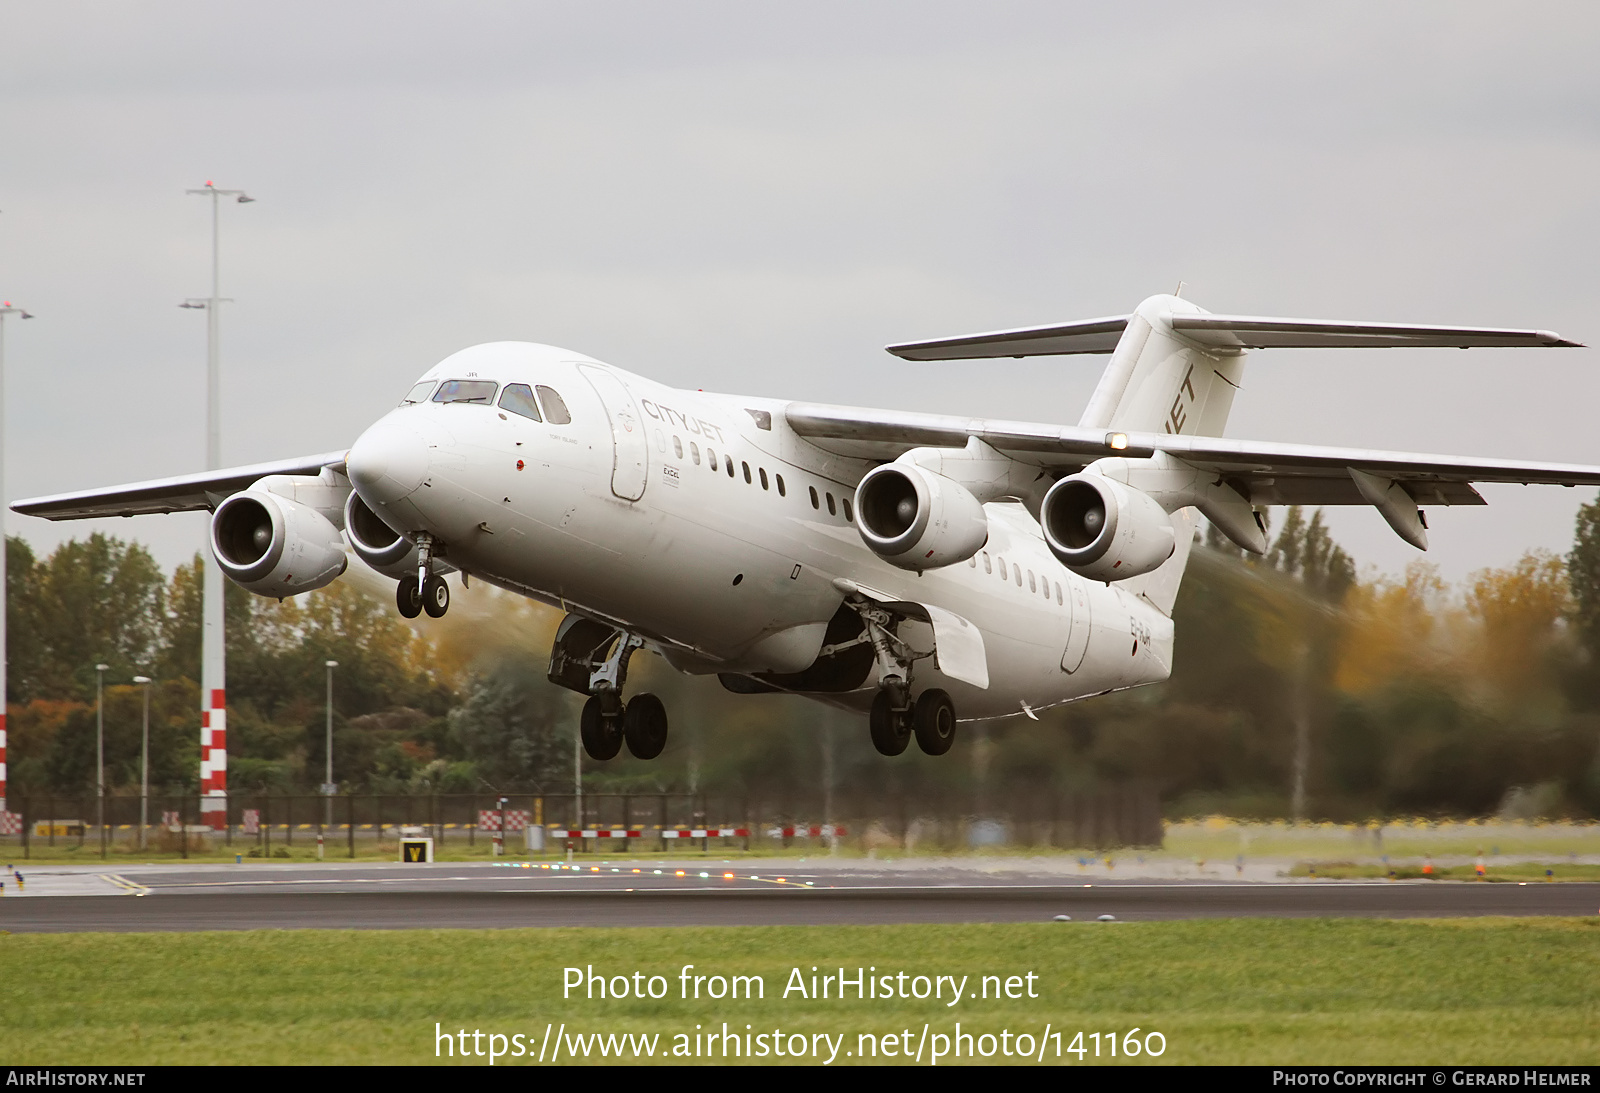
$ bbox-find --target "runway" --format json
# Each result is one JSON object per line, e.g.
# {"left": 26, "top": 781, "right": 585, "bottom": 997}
{"left": 1, "top": 859, "right": 1595, "bottom": 932}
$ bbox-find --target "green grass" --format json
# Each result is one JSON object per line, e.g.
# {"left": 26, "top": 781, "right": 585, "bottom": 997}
{"left": 1293, "top": 862, "right": 1600, "bottom": 882}
{"left": 1, "top": 919, "right": 1597, "bottom": 1065}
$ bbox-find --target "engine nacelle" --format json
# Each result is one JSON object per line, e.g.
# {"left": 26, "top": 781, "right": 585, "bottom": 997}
{"left": 1040, "top": 473, "right": 1175, "bottom": 582}
{"left": 854, "top": 463, "right": 988, "bottom": 570}
{"left": 344, "top": 491, "right": 418, "bottom": 579}
{"left": 211, "top": 490, "right": 348, "bottom": 598}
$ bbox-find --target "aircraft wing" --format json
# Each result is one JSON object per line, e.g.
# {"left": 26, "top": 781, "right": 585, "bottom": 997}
{"left": 785, "top": 403, "right": 1600, "bottom": 506}
{"left": 11, "top": 451, "right": 349, "bottom": 521}
{"left": 886, "top": 314, "right": 1582, "bottom": 359}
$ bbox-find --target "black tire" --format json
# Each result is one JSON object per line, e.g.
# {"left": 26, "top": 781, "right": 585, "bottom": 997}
{"left": 580, "top": 694, "right": 623, "bottom": 760}
{"left": 869, "top": 687, "right": 912, "bottom": 756}
{"left": 623, "top": 692, "right": 669, "bottom": 760}
{"left": 913, "top": 688, "right": 957, "bottom": 755}
{"left": 396, "top": 579, "right": 423, "bottom": 619}
{"left": 422, "top": 574, "right": 450, "bottom": 618}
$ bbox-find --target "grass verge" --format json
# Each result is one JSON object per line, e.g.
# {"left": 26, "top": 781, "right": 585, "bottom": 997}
{"left": 0, "top": 918, "right": 1596, "bottom": 1065}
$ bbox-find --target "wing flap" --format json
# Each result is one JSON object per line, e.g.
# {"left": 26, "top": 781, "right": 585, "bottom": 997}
{"left": 12, "top": 451, "right": 349, "bottom": 521}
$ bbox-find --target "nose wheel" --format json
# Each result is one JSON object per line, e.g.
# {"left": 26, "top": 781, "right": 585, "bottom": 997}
{"left": 395, "top": 574, "right": 449, "bottom": 618}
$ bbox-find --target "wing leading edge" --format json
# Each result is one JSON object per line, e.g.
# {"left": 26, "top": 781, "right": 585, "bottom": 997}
{"left": 785, "top": 402, "right": 1600, "bottom": 507}
{"left": 11, "top": 451, "right": 349, "bottom": 521}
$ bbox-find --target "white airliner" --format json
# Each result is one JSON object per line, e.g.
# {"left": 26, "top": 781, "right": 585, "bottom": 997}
{"left": 15, "top": 294, "right": 1595, "bottom": 761}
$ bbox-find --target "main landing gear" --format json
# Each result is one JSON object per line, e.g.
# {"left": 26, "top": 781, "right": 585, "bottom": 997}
{"left": 549, "top": 614, "right": 669, "bottom": 762}
{"left": 395, "top": 533, "right": 450, "bottom": 620}
{"left": 852, "top": 600, "right": 959, "bottom": 758}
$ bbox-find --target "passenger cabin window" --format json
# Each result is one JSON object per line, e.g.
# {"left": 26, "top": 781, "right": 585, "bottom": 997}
{"left": 706, "top": 448, "right": 717, "bottom": 471}
{"left": 809, "top": 486, "right": 819, "bottom": 510}
{"left": 433, "top": 379, "right": 498, "bottom": 405}
{"left": 725, "top": 455, "right": 735, "bottom": 477}
{"left": 673, "top": 436, "right": 684, "bottom": 459}
{"left": 1056, "top": 583, "right": 1063, "bottom": 605}
{"left": 826, "top": 492, "right": 837, "bottom": 516}
{"left": 1028, "top": 571, "right": 1036, "bottom": 593}
{"left": 1014, "top": 564, "right": 1022, "bottom": 586}
{"left": 982, "top": 552, "right": 992, "bottom": 574}
{"left": 497, "top": 383, "right": 543, "bottom": 421}
{"left": 997, "top": 556, "right": 1006, "bottom": 580}
{"left": 690, "top": 442, "right": 701, "bottom": 466}
{"left": 841, "top": 497, "right": 853, "bottom": 523}
{"left": 401, "top": 380, "right": 436, "bottom": 405}
{"left": 742, "top": 461, "right": 752, "bottom": 484}
{"left": 776, "top": 474, "right": 786, "bottom": 497}
{"left": 759, "top": 467, "right": 769, "bottom": 490}
{"left": 536, "top": 385, "right": 571, "bottom": 424}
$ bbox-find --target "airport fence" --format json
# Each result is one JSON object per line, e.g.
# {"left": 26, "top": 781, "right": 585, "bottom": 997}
{"left": 0, "top": 783, "right": 1161, "bottom": 859}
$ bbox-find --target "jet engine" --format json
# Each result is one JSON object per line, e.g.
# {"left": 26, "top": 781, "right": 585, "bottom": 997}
{"left": 854, "top": 463, "right": 988, "bottom": 570}
{"left": 211, "top": 489, "right": 348, "bottom": 598}
{"left": 343, "top": 491, "right": 418, "bottom": 579}
{"left": 1040, "top": 473, "right": 1175, "bottom": 582}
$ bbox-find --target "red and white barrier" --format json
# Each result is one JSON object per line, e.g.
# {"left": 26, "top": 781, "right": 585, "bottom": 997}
{"left": 662, "top": 828, "right": 750, "bottom": 839}
{"left": 768, "top": 825, "right": 848, "bottom": 838}
{"left": 549, "top": 828, "right": 643, "bottom": 839}
{"left": 0, "top": 810, "right": 20, "bottom": 836}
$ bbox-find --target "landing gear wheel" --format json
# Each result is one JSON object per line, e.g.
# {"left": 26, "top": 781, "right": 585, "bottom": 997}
{"left": 623, "top": 692, "right": 669, "bottom": 760}
{"left": 913, "top": 688, "right": 957, "bottom": 755}
{"left": 422, "top": 574, "right": 450, "bottom": 618}
{"left": 580, "top": 694, "right": 624, "bottom": 760}
{"left": 396, "top": 580, "right": 423, "bottom": 619}
{"left": 869, "top": 687, "right": 913, "bottom": 756}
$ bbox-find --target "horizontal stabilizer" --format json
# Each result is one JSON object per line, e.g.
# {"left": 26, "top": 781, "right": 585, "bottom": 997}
{"left": 12, "top": 451, "right": 349, "bottom": 520}
{"left": 887, "top": 312, "right": 1581, "bottom": 360}
{"left": 1171, "top": 315, "right": 1583, "bottom": 351}
{"left": 886, "top": 315, "right": 1129, "bottom": 360}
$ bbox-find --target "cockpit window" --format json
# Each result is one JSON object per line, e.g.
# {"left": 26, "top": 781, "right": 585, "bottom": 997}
{"left": 433, "top": 379, "right": 498, "bottom": 405}
{"left": 497, "top": 383, "right": 543, "bottom": 422}
{"left": 536, "top": 385, "right": 572, "bottom": 424}
{"left": 401, "top": 381, "right": 436, "bottom": 405}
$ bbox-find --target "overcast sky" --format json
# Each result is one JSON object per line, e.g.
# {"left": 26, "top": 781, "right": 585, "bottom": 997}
{"left": 1, "top": 2, "right": 1597, "bottom": 587}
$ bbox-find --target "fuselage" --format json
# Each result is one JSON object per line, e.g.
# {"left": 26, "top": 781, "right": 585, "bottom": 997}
{"left": 345, "top": 341, "right": 1175, "bottom": 721}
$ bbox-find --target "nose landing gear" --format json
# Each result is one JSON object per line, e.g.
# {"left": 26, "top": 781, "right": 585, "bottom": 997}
{"left": 394, "top": 533, "right": 451, "bottom": 619}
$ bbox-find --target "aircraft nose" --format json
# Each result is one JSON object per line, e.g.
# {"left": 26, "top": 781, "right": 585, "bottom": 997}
{"left": 346, "top": 421, "right": 430, "bottom": 504}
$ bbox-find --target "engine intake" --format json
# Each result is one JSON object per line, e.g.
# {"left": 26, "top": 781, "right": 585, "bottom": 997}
{"left": 344, "top": 491, "right": 418, "bottom": 578}
{"left": 211, "top": 489, "right": 348, "bottom": 598}
{"left": 855, "top": 463, "right": 987, "bottom": 570}
{"left": 1040, "top": 473, "right": 1175, "bottom": 582}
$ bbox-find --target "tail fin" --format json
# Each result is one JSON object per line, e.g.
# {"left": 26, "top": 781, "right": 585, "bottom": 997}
{"left": 1080, "top": 294, "right": 1246, "bottom": 437}
{"left": 1081, "top": 296, "right": 1246, "bottom": 617}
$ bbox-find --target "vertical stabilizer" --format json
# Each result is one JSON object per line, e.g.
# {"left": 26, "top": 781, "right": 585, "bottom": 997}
{"left": 1080, "top": 294, "right": 1246, "bottom": 437}
{"left": 1082, "top": 295, "right": 1248, "bottom": 616}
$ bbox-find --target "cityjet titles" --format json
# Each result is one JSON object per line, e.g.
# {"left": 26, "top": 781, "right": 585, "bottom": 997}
{"left": 563, "top": 965, "right": 1039, "bottom": 1008}
{"left": 639, "top": 399, "right": 727, "bottom": 445}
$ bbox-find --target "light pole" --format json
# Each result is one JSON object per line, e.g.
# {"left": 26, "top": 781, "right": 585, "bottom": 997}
{"left": 95, "top": 663, "right": 108, "bottom": 855}
{"left": 132, "top": 676, "right": 151, "bottom": 851}
{"left": 182, "top": 181, "right": 253, "bottom": 832}
{"left": 0, "top": 300, "right": 34, "bottom": 818}
{"left": 323, "top": 660, "right": 338, "bottom": 828}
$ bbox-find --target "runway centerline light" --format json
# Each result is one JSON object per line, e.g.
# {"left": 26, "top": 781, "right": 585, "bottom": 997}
{"left": 724, "top": 873, "right": 734, "bottom": 879}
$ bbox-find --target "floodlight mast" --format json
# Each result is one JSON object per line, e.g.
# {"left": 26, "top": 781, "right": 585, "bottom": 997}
{"left": 0, "top": 300, "right": 34, "bottom": 818}
{"left": 183, "top": 182, "right": 253, "bottom": 832}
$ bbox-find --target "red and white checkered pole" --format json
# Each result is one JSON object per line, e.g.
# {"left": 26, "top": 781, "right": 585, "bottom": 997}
{"left": 185, "top": 183, "right": 250, "bottom": 832}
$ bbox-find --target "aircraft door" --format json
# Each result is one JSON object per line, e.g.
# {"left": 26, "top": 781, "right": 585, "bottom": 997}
{"left": 1061, "top": 577, "right": 1092, "bottom": 673}
{"left": 578, "top": 365, "right": 648, "bottom": 501}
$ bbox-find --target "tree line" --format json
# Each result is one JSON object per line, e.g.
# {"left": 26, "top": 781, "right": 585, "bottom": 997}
{"left": 8, "top": 497, "right": 1600, "bottom": 820}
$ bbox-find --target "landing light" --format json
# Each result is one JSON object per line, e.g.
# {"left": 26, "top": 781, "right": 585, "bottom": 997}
{"left": 1108, "top": 432, "right": 1129, "bottom": 450}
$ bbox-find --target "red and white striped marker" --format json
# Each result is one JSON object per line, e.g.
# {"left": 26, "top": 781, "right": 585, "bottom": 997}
{"left": 199, "top": 688, "right": 227, "bottom": 830}
{"left": 549, "top": 829, "right": 643, "bottom": 839}
{"left": 661, "top": 828, "right": 750, "bottom": 839}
